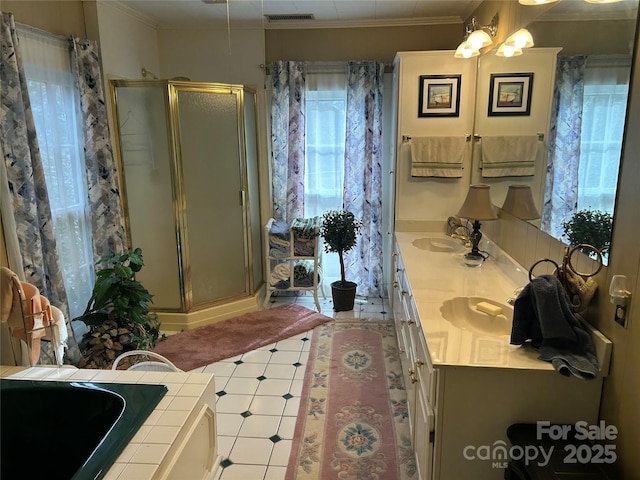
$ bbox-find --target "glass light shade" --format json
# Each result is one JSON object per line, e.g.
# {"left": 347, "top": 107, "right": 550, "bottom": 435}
{"left": 454, "top": 41, "right": 480, "bottom": 59}
{"left": 467, "top": 29, "right": 493, "bottom": 50}
{"left": 518, "top": 0, "right": 560, "bottom": 4}
{"left": 496, "top": 43, "right": 523, "bottom": 57}
{"left": 504, "top": 28, "right": 535, "bottom": 49}
{"left": 501, "top": 185, "right": 540, "bottom": 220}
{"left": 457, "top": 185, "right": 498, "bottom": 221}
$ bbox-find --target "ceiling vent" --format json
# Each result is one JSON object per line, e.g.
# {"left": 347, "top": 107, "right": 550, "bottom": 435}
{"left": 265, "top": 13, "right": 315, "bottom": 22}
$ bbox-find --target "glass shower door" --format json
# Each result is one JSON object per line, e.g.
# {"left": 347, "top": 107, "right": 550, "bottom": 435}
{"left": 113, "top": 84, "right": 183, "bottom": 311}
{"left": 173, "top": 85, "right": 249, "bottom": 307}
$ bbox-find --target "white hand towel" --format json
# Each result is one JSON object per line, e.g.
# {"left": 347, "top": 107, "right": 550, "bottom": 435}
{"left": 50, "top": 306, "right": 68, "bottom": 365}
{"left": 410, "top": 136, "right": 467, "bottom": 178}
{"left": 273, "top": 263, "right": 290, "bottom": 281}
{"left": 481, "top": 135, "right": 539, "bottom": 177}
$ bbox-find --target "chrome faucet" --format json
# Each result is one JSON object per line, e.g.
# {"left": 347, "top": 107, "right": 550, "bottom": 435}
{"left": 506, "top": 287, "right": 524, "bottom": 305}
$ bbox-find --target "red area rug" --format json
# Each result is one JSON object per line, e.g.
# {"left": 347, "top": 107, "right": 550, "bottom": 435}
{"left": 286, "top": 321, "right": 416, "bottom": 479}
{"left": 152, "top": 304, "right": 331, "bottom": 371}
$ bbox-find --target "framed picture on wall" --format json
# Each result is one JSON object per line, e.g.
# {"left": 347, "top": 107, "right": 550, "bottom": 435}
{"left": 488, "top": 72, "right": 534, "bottom": 116}
{"left": 418, "top": 74, "right": 461, "bottom": 117}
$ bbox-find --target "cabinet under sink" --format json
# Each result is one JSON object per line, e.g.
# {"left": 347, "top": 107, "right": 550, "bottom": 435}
{"left": 391, "top": 232, "right": 612, "bottom": 480}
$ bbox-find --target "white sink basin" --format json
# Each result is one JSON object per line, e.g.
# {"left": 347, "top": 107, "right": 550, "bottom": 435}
{"left": 412, "top": 237, "right": 464, "bottom": 253}
{"left": 440, "top": 297, "right": 513, "bottom": 337}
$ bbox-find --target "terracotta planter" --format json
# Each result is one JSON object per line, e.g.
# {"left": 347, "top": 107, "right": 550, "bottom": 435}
{"left": 330, "top": 281, "right": 357, "bottom": 312}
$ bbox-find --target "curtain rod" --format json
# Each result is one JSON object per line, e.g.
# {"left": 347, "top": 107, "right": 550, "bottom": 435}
{"left": 585, "top": 54, "right": 632, "bottom": 68}
{"left": 260, "top": 61, "right": 394, "bottom": 75}
{"left": 15, "top": 21, "right": 70, "bottom": 42}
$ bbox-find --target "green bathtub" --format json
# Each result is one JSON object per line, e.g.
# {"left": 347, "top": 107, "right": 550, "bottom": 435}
{"left": 0, "top": 378, "right": 167, "bottom": 480}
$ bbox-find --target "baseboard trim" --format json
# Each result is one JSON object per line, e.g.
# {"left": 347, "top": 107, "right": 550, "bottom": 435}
{"left": 158, "top": 285, "right": 267, "bottom": 332}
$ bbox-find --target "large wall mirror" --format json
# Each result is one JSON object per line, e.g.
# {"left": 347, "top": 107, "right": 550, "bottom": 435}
{"left": 485, "top": 0, "right": 638, "bottom": 265}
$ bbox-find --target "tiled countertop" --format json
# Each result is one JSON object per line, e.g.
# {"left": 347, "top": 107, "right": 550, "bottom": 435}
{"left": 0, "top": 365, "right": 216, "bottom": 480}
{"left": 395, "top": 232, "right": 611, "bottom": 373}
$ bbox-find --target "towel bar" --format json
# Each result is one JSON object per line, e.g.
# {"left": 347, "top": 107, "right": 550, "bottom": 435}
{"left": 402, "top": 134, "right": 472, "bottom": 142}
{"left": 473, "top": 133, "right": 545, "bottom": 141}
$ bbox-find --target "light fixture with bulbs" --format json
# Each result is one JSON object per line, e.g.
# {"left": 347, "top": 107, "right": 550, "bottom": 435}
{"left": 494, "top": 27, "right": 534, "bottom": 58}
{"left": 467, "top": 29, "right": 494, "bottom": 50}
{"left": 454, "top": 41, "right": 480, "bottom": 59}
{"left": 496, "top": 44, "right": 523, "bottom": 58}
{"left": 454, "top": 14, "right": 498, "bottom": 59}
{"left": 518, "top": 0, "right": 560, "bottom": 5}
{"left": 507, "top": 0, "right": 621, "bottom": 56}
{"left": 504, "top": 28, "right": 535, "bottom": 49}
{"left": 518, "top": 0, "right": 623, "bottom": 5}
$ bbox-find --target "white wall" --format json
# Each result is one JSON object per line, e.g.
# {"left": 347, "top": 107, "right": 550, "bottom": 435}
{"left": 90, "top": 0, "right": 162, "bottom": 190}
{"left": 157, "top": 26, "right": 265, "bottom": 89}
{"left": 156, "top": 26, "right": 271, "bottom": 234}
{"left": 93, "top": 1, "right": 160, "bottom": 81}
{"left": 472, "top": 48, "right": 560, "bottom": 210}
{"left": 393, "top": 51, "right": 478, "bottom": 226}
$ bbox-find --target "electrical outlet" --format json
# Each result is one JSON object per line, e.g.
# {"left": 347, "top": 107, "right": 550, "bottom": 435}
{"left": 614, "top": 305, "right": 627, "bottom": 328}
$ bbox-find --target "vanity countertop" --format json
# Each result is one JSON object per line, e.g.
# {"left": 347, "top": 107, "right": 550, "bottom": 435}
{"left": 395, "top": 231, "right": 611, "bottom": 373}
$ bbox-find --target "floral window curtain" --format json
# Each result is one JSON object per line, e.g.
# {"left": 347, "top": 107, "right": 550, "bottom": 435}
{"left": 542, "top": 56, "right": 586, "bottom": 239}
{"left": 72, "top": 38, "right": 126, "bottom": 260}
{"left": 343, "top": 61, "right": 385, "bottom": 297}
{"left": 0, "top": 12, "right": 68, "bottom": 312}
{"left": 270, "top": 61, "right": 306, "bottom": 222}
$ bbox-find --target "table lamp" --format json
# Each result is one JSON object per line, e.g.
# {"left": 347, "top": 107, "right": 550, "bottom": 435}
{"left": 501, "top": 184, "right": 540, "bottom": 220}
{"left": 457, "top": 184, "right": 498, "bottom": 267}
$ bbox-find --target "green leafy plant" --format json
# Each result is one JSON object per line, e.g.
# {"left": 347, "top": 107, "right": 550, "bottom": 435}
{"left": 75, "top": 248, "right": 160, "bottom": 369}
{"left": 562, "top": 209, "right": 613, "bottom": 254}
{"left": 320, "top": 210, "right": 362, "bottom": 286}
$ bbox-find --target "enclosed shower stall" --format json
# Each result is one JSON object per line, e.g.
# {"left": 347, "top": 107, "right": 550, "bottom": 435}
{"left": 110, "top": 80, "right": 262, "bottom": 329}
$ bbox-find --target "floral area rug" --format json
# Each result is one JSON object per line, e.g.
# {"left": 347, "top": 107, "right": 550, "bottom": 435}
{"left": 286, "top": 320, "right": 416, "bottom": 479}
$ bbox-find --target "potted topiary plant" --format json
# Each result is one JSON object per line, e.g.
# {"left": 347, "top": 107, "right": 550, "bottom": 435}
{"left": 74, "top": 247, "right": 161, "bottom": 369}
{"left": 562, "top": 209, "right": 613, "bottom": 257}
{"left": 320, "top": 209, "right": 362, "bottom": 311}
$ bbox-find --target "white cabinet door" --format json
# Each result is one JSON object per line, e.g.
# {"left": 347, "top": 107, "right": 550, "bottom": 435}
{"left": 164, "top": 404, "right": 218, "bottom": 480}
{"left": 411, "top": 302, "right": 436, "bottom": 480}
{"left": 414, "top": 382, "right": 435, "bottom": 480}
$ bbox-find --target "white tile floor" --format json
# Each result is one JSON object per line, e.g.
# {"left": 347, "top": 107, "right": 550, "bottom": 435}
{"left": 190, "top": 291, "right": 391, "bottom": 480}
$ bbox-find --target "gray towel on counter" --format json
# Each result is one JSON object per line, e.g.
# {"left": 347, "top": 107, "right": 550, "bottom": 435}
{"left": 510, "top": 274, "right": 599, "bottom": 380}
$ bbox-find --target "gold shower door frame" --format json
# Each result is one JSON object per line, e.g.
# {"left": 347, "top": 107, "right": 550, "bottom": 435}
{"left": 110, "top": 80, "right": 255, "bottom": 313}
